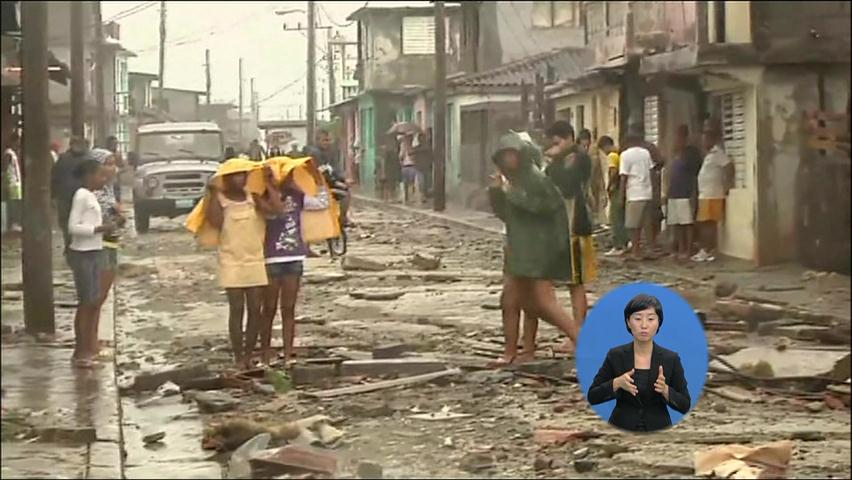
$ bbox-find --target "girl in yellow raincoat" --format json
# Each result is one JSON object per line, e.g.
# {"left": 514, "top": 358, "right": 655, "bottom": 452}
{"left": 186, "top": 158, "right": 280, "bottom": 368}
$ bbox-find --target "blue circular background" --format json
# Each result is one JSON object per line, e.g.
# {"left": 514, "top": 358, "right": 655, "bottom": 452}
{"left": 576, "top": 282, "right": 709, "bottom": 428}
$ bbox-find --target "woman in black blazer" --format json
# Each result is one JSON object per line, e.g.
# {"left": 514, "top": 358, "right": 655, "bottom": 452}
{"left": 587, "top": 294, "right": 691, "bottom": 432}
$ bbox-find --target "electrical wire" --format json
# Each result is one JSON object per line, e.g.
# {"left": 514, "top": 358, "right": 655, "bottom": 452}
{"left": 106, "top": 1, "right": 158, "bottom": 22}
{"left": 255, "top": 58, "right": 325, "bottom": 105}
{"left": 318, "top": 1, "right": 366, "bottom": 28}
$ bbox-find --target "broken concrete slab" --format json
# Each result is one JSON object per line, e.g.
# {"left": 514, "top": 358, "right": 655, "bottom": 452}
{"left": 142, "top": 427, "right": 166, "bottom": 445}
{"left": 249, "top": 445, "right": 338, "bottom": 476}
{"left": 36, "top": 427, "right": 97, "bottom": 444}
{"left": 341, "top": 256, "right": 387, "bottom": 272}
{"left": 466, "top": 370, "right": 514, "bottom": 385}
{"left": 194, "top": 391, "right": 241, "bottom": 413}
{"left": 716, "top": 347, "right": 850, "bottom": 380}
{"left": 411, "top": 252, "right": 441, "bottom": 271}
{"left": 516, "top": 360, "right": 571, "bottom": 379}
{"left": 290, "top": 364, "right": 338, "bottom": 387}
{"left": 303, "top": 272, "right": 348, "bottom": 285}
{"left": 349, "top": 291, "right": 405, "bottom": 301}
{"left": 372, "top": 343, "right": 414, "bottom": 359}
{"left": 459, "top": 452, "right": 494, "bottom": 472}
{"left": 339, "top": 358, "right": 447, "bottom": 378}
{"left": 356, "top": 460, "right": 383, "bottom": 479}
{"left": 131, "top": 364, "right": 210, "bottom": 392}
{"left": 715, "top": 299, "right": 784, "bottom": 322}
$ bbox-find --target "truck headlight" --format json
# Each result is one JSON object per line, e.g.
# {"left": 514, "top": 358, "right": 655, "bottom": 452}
{"left": 145, "top": 176, "right": 160, "bottom": 189}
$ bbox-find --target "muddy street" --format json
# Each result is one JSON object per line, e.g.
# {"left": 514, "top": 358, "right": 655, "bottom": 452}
{"left": 101, "top": 202, "right": 851, "bottom": 479}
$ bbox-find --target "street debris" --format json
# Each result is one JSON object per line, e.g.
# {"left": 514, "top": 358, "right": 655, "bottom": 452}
{"left": 706, "top": 386, "right": 761, "bottom": 403}
{"left": 459, "top": 452, "right": 495, "bottom": 472}
{"left": 192, "top": 391, "right": 241, "bottom": 413}
{"left": 131, "top": 364, "right": 210, "bottom": 392}
{"left": 694, "top": 440, "right": 793, "bottom": 479}
{"left": 408, "top": 405, "right": 472, "bottom": 421}
{"left": 155, "top": 381, "right": 181, "bottom": 397}
{"left": 341, "top": 256, "right": 387, "bottom": 272}
{"left": 356, "top": 460, "right": 383, "bottom": 479}
{"left": 228, "top": 433, "right": 271, "bottom": 479}
{"left": 533, "top": 429, "right": 600, "bottom": 446}
{"left": 714, "top": 280, "right": 738, "bottom": 298}
{"left": 339, "top": 358, "right": 447, "bottom": 378}
{"left": 349, "top": 290, "right": 406, "bottom": 301}
{"left": 717, "top": 347, "right": 850, "bottom": 380}
{"left": 303, "top": 367, "right": 462, "bottom": 399}
{"left": 291, "top": 364, "right": 339, "bottom": 387}
{"left": 265, "top": 369, "right": 292, "bottom": 393}
{"left": 372, "top": 343, "right": 413, "bottom": 359}
{"left": 35, "top": 426, "right": 97, "bottom": 444}
{"left": 573, "top": 459, "right": 598, "bottom": 473}
{"left": 249, "top": 445, "right": 339, "bottom": 477}
{"left": 411, "top": 252, "right": 442, "bottom": 271}
{"left": 142, "top": 426, "right": 166, "bottom": 445}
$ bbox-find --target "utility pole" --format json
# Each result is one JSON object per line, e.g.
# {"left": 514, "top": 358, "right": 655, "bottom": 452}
{"left": 433, "top": 1, "right": 447, "bottom": 212}
{"left": 21, "top": 0, "right": 55, "bottom": 334}
{"left": 94, "top": 2, "right": 107, "bottom": 146}
{"left": 238, "top": 58, "right": 244, "bottom": 146}
{"left": 250, "top": 77, "right": 257, "bottom": 124}
{"left": 157, "top": 0, "right": 166, "bottom": 110}
{"left": 70, "top": 1, "right": 84, "bottom": 137}
{"left": 520, "top": 80, "right": 530, "bottom": 130}
{"left": 205, "top": 49, "right": 211, "bottom": 104}
{"left": 327, "top": 29, "right": 336, "bottom": 106}
{"left": 306, "top": 1, "right": 317, "bottom": 143}
{"left": 534, "top": 73, "right": 545, "bottom": 130}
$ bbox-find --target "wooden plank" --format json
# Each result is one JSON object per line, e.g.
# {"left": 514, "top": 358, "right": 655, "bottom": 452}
{"left": 303, "top": 368, "right": 462, "bottom": 399}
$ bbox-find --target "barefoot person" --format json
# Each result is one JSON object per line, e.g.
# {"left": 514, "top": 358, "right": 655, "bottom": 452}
{"left": 67, "top": 159, "right": 116, "bottom": 368}
{"left": 259, "top": 159, "right": 331, "bottom": 364}
{"left": 194, "top": 159, "right": 276, "bottom": 368}
{"left": 489, "top": 133, "right": 578, "bottom": 365}
{"left": 665, "top": 126, "right": 702, "bottom": 261}
{"left": 90, "top": 148, "right": 127, "bottom": 356}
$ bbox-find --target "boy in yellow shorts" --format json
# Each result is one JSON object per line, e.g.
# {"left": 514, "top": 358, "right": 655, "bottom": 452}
{"left": 693, "top": 121, "right": 734, "bottom": 262}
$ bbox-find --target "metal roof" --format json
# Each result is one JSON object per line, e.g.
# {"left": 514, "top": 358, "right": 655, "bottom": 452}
{"left": 137, "top": 122, "right": 221, "bottom": 134}
{"left": 347, "top": 2, "right": 461, "bottom": 21}
{"left": 448, "top": 48, "right": 594, "bottom": 89}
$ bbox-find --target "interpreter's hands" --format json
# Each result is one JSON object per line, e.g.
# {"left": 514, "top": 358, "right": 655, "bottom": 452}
{"left": 654, "top": 366, "right": 670, "bottom": 400}
{"left": 614, "top": 368, "right": 638, "bottom": 396}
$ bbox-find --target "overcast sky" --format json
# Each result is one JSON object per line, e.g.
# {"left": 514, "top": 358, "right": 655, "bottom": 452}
{"left": 102, "top": 1, "right": 376, "bottom": 121}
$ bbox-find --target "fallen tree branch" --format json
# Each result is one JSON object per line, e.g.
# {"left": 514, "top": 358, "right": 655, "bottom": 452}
{"left": 302, "top": 368, "right": 462, "bottom": 399}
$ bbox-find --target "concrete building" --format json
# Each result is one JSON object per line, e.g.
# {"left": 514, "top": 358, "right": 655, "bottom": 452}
{"left": 151, "top": 86, "right": 204, "bottom": 123}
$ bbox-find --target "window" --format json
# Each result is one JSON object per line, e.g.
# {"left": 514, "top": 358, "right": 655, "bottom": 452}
{"left": 531, "top": 1, "right": 580, "bottom": 28}
{"left": 643, "top": 96, "right": 660, "bottom": 146}
{"left": 402, "top": 16, "right": 449, "bottom": 55}
{"left": 717, "top": 91, "right": 747, "bottom": 189}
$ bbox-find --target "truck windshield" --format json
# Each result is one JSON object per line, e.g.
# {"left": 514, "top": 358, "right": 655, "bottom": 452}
{"left": 137, "top": 132, "right": 222, "bottom": 164}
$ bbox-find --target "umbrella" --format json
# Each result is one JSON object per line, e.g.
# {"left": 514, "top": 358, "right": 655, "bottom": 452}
{"left": 386, "top": 122, "right": 421, "bottom": 136}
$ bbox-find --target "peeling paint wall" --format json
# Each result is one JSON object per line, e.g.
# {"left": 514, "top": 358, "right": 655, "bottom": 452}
{"left": 360, "top": 10, "right": 463, "bottom": 91}
{"left": 757, "top": 64, "right": 850, "bottom": 264}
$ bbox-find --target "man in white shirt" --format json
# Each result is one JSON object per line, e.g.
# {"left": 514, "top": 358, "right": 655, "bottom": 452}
{"left": 693, "top": 121, "right": 734, "bottom": 262}
{"left": 619, "top": 133, "right": 654, "bottom": 261}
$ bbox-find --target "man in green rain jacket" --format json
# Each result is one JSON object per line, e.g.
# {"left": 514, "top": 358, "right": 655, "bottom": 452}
{"left": 489, "top": 132, "right": 578, "bottom": 365}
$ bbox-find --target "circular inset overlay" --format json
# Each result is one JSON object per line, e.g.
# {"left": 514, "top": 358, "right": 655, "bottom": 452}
{"left": 576, "top": 282, "right": 708, "bottom": 432}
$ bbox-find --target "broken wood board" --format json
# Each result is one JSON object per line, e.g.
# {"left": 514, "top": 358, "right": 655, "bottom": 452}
{"left": 715, "top": 347, "right": 850, "bottom": 381}
{"left": 303, "top": 368, "right": 462, "bottom": 399}
{"left": 339, "top": 358, "right": 447, "bottom": 378}
{"left": 706, "top": 386, "right": 761, "bottom": 403}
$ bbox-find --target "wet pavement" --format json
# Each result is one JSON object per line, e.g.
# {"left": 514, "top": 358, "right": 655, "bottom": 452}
{"left": 2, "top": 198, "right": 851, "bottom": 479}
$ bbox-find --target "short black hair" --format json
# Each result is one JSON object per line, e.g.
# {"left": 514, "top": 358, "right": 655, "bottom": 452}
{"left": 597, "top": 135, "right": 614, "bottom": 149}
{"left": 624, "top": 294, "right": 664, "bottom": 334}
{"left": 578, "top": 128, "right": 592, "bottom": 142}
{"left": 74, "top": 159, "right": 103, "bottom": 179}
{"left": 546, "top": 121, "right": 574, "bottom": 141}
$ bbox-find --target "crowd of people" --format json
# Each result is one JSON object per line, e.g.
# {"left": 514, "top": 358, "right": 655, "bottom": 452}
{"left": 376, "top": 128, "right": 434, "bottom": 205}
{"left": 489, "top": 118, "right": 733, "bottom": 365}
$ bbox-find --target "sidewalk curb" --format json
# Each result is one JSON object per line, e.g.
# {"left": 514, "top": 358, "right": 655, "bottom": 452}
{"left": 353, "top": 194, "right": 850, "bottom": 323}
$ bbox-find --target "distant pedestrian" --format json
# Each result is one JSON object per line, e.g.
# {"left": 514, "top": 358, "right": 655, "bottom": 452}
{"left": 620, "top": 132, "right": 655, "bottom": 261}
{"left": 544, "top": 121, "right": 597, "bottom": 350}
{"left": 380, "top": 136, "right": 401, "bottom": 202}
{"left": 53, "top": 136, "right": 92, "bottom": 248}
{"left": 399, "top": 134, "right": 419, "bottom": 204}
{"left": 598, "top": 135, "right": 628, "bottom": 256}
{"left": 666, "top": 125, "right": 703, "bottom": 261}
{"left": 90, "top": 148, "right": 126, "bottom": 356}
{"left": 202, "top": 160, "right": 277, "bottom": 368}
{"left": 2, "top": 130, "right": 22, "bottom": 233}
{"left": 104, "top": 136, "right": 124, "bottom": 203}
{"left": 224, "top": 146, "right": 236, "bottom": 160}
{"left": 412, "top": 131, "right": 433, "bottom": 202}
{"left": 693, "top": 120, "right": 734, "bottom": 262}
{"left": 67, "top": 159, "right": 116, "bottom": 369}
{"left": 249, "top": 139, "right": 267, "bottom": 162}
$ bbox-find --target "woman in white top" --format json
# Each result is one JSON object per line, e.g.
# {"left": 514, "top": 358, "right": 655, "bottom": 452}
{"left": 67, "top": 159, "right": 117, "bottom": 368}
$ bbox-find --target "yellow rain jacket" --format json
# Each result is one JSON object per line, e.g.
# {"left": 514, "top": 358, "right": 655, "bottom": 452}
{"left": 186, "top": 156, "right": 341, "bottom": 248}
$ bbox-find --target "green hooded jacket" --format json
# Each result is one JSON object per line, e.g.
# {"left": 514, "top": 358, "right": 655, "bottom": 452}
{"left": 489, "top": 133, "right": 572, "bottom": 280}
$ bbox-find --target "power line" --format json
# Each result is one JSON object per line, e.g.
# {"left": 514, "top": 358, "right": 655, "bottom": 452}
{"left": 256, "top": 59, "right": 324, "bottom": 105}
{"left": 317, "top": 2, "right": 365, "bottom": 28}
{"left": 106, "top": 1, "right": 158, "bottom": 22}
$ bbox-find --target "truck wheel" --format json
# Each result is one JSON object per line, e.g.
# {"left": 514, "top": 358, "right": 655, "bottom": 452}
{"left": 134, "top": 209, "right": 150, "bottom": 234}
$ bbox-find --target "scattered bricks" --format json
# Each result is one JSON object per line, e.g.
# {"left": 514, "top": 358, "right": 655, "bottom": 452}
{"left": 372, "top": 343, "right": 413, "bottom": 359}
{"left": 290, "top": 364, "right": 339, "bottom": 387}
{"left": 411, "top": 252, "right": 441, "bottom": 271}
{"left": 131, "top": 364, "right": 209, "bottom": 392}
{"left": 341, "top": 256, "right": 387, "bottom": 272}
{"left": 824, "top": 393, "right": 848, "bottom": 410}
{"left": 356, "top": 460, "right": 384, "bottom": 479}
{"left": 516, "top": 360, "right": 571, "bottom": 379}
{"left": 36, "top": 427, "right": 97, "bottom": 444}
{"left": 339, "top": 359, "right": 447, "bottom": 378}
{"left": 249, "top": 445, "right": 338, "bottom": 477}
{"left": 533, "top": 429, "right": 599, "bottom": 447}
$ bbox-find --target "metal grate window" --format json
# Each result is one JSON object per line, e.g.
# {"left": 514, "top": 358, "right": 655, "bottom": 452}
{"left": 643, "top": 95, "right": 659, "bottom": 146}
{"left": 402, "top": 16, "right": 436, "bottom": 55}
{"left": 719, "top": 91, "right": 747, "bottom": 189}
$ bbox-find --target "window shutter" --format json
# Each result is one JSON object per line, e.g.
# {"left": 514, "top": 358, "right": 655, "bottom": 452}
{"left": 720, "top": 91, "right": 747, "bottom": 188}
{"left": 402, "top": 16, "right": 435, "bottom": 55}
{"left": 643, "top": 95, "right": 660, "bottom": 146}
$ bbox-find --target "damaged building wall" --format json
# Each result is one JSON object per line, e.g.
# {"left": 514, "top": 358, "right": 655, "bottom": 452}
{"left": 359, "top": 9, "right": 463, "bottom": 91}
{"left": 756, "top": 64, "right": 850, "bottom": 265}
{"left": 750, "top": 1, "right": 850, "bottom": 63}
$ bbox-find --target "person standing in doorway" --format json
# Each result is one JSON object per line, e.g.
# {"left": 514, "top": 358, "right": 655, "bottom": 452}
{"left": 666, "top": 125, "right": 703, "bottom": 261}
{"left": 619, "top": 133, "right": 655, "bottom": 261}
{"left": 693, "top": 120, "right": 734, "bottom": 262}
{"left": 598, "top": 136, "right": 628, "bottom": 256}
